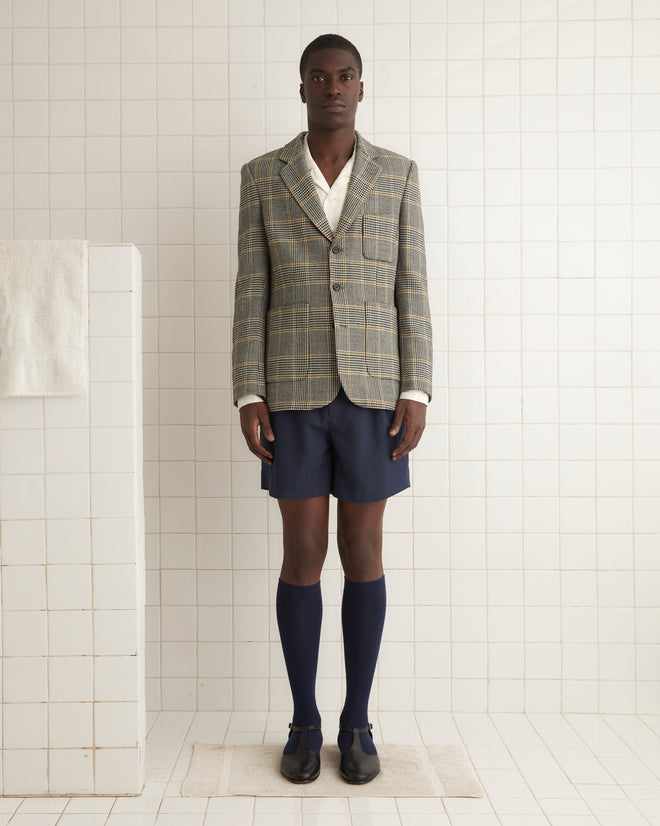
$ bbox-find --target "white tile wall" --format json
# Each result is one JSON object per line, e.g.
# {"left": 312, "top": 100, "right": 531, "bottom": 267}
{"left": 0, "top": 244, "right": 145, "bottom": 794}
{"left": 2, "top": 0, "right": 659, "bottom": 727}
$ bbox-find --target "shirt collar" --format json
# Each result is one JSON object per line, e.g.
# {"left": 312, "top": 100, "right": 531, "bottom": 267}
{"left": 303, "top": 132, "right": 356, "bottom": 194}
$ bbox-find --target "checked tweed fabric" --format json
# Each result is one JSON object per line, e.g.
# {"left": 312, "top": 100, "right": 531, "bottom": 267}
{"left": 232, "top": 131, "right": 433, "bottom": 412}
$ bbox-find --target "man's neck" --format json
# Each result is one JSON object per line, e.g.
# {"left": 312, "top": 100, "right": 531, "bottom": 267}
{"left": 306, "top": 126, "right": 356, "bottom": 167}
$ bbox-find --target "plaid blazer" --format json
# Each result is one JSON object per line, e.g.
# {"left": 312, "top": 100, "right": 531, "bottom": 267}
{"left": 232, "top": 131, "right": 432, "bottom": 412}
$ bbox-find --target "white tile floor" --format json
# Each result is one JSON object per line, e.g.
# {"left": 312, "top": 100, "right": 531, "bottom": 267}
{"left": 1, "top": 711, "right": 659, "bottom": 825}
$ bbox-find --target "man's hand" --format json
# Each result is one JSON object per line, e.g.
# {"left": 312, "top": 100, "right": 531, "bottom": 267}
{"left": 239, "top": 401, "right": 275, "bottom": 464}
{"left": 389, "top": 398, "right": 427, "bottom": 460}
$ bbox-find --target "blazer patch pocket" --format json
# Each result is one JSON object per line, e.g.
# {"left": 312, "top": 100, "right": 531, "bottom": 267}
{"left": 266, "top": 303, "right": 310, "bottom": 382}
{"left": 365, "top": 303, "right": 400, "bottom": 378}
{"left": 362, "top": 214, "right": 398, "bottom": 263}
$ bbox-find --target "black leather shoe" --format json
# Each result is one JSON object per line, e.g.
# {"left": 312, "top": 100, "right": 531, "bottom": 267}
{"left": 339, "top": 723, "right": 380, "bottom": 784}
{"left": 280, "top": 723, "right": 321, "bottom": 783}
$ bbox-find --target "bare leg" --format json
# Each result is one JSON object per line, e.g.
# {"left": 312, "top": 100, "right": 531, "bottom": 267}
{"left": 279, "top": 495, "right": 330, "bottom": 584}
{"left": 337, "top": 499, "right": 387, "bottom": 581}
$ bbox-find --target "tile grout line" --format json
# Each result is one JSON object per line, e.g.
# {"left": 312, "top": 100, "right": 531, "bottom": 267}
{"left": 564, "top": 712, "right": 654, "bottom": 824}
{"left": 491, "top": 712, "right": 553, "bottom": 824}
{"left": 525, "top": 711, "right": 624, "bottom": 825}
{"left": 451, "top": 712, "right": 504, "bottom": 825}
{"left": 603, "top": 712, "right": 660, "bottom": 783}
{"left": 629, "top": 0, "right": 639, "bottom": 722}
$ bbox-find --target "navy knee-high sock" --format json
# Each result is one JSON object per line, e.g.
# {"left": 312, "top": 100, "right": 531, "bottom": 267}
{"left": 338, "top": 575, "right": 386, "bottom": 755}
{"left": 276, "top": 578, "right": 323, "bottom": 754}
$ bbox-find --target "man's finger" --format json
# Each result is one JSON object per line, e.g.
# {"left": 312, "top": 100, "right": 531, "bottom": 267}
{"left": 389, "top": 401, "right": 407, "bottom": 436}
{"left": 391, "top": 399, "right": 426, "bottom": 458}
{"left": 247, "top": 426, "right": 274, "bottom": 463}
{"left": 259, "top": 412, "right": 275, "bottom": 442}
{"left": 392, "top": 430, "right": 416, "bottom": 459}
{"left": 393, "top": 434, "right": 419, "bottom": 459}
{"left": 251, "top": 444, "right": 273, "bottom": 464}
{"left": 240, "top": 401, "right": 275, "bottom": 463}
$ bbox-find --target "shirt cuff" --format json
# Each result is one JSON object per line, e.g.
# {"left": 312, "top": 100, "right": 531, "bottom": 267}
{"left": 237, "top": 394, "right": 264, "bottom": 409}
{"left": 400, "top": 390, "right": 429, "bottom": 405}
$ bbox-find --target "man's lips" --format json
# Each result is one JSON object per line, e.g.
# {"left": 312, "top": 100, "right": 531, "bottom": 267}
{"left": 323, "top": 103, "right": 345, "bottom": 111}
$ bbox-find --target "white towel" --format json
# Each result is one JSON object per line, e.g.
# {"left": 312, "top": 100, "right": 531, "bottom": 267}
{"left": 0, "top": 240, "right": 88, "bottom": 397}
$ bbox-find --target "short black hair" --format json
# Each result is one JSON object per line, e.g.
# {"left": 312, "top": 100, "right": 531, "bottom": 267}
{"left": 299, "top": 34, "right": 363, "bottom": 81}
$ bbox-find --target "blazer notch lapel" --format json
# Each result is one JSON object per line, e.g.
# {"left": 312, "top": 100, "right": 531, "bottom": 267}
{"left": 279, "top": 144, "right": 333, "bottom": 240}
{"left": 334, "top": 140, "right": 381, "bottom": 240}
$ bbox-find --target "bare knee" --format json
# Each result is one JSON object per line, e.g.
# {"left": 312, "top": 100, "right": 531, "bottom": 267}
{"left": 281, "top": 526, "right": 328, "bottom": 585}
{"left": 337, "top": 516, "right": 384, "bottom": 582}
{"left": 336, "top": 499, "right": 386, "bottom": 581}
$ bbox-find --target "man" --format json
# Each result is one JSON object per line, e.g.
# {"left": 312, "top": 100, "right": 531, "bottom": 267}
{"left": 232, "top": 34, "right": 432, "bottom": 785}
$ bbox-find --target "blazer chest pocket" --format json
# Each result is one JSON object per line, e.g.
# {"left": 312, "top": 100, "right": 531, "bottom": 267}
{"left": 362, "top": 214, "right": 397, "bottom": 263}
{"left": 365, "top": 303, "right": 400, "bottom": 379}
{"left": 265, "top": 303, "right": 310, "bottom": 382}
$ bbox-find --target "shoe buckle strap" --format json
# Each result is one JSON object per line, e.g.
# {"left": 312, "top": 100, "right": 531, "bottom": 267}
{"left": 289, "top": 723, "right": 322, "bottom": 732}
{"left": 338, "top": 723, "right": 373, "bottom": 734}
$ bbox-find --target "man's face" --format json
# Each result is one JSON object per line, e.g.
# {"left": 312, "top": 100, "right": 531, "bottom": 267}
{"left": 299, "top": 48, "right": 363, "bottom": 131}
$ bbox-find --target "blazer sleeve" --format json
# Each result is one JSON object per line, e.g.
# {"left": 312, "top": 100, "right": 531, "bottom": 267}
{"left": 232, "top": 162, "right": 270, "bottom": 405}
{"left": 395, "top": 160, "right": 433, "bottom": 400}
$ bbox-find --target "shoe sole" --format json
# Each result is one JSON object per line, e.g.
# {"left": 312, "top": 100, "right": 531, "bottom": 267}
{"left": 280, "top": 769, "right": 320, "bottom": 784}
{"left": 339, "top": 769, "right": 380, "bottom": 785}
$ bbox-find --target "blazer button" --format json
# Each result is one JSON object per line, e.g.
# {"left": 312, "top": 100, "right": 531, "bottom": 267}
{"left": 332, "top": 283, "right": 341, "bottom": 291}
{"left": 331, "top": 246, "right": 340, "bottom": 254}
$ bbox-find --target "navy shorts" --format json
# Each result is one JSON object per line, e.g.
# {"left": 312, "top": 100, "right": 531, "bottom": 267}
{"left": 260, "top": 388, "right": 410, "bottom": 503}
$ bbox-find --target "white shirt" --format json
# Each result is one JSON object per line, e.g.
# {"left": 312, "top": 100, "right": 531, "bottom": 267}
{"left": 303, "top": 132, "right": 356, "bottom": 234}
{"left": 237, "top": 134, "right": 429, "bottom": 409}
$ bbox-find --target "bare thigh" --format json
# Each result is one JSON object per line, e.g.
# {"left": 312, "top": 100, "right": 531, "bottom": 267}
{"left": 278, "top": 496, "right": 330, "bottom": 586}
{"left": 337, "top": 499, "right": 387, "bottom": 582}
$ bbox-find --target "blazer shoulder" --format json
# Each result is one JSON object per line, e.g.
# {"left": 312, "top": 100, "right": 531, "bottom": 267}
{"left": 241, "top": 133, "right": 303, "bottom": 177}
{"left": 241, "top": 150, "right": 283, "bottom": 180}
{"left": 363, "top": 140, "right": 415, "bottom": 177}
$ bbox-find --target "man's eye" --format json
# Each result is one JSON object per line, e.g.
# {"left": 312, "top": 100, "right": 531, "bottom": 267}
{"left": 343, "top": 75, "right": 353, "bottom": 81}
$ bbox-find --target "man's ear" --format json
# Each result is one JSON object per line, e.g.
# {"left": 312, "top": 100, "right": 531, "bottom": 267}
{"left": 358, "top": 81, "right": 364, "bottom": 102}
{"left": 300, "top": 83, "right": 306, "bottom": 103}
